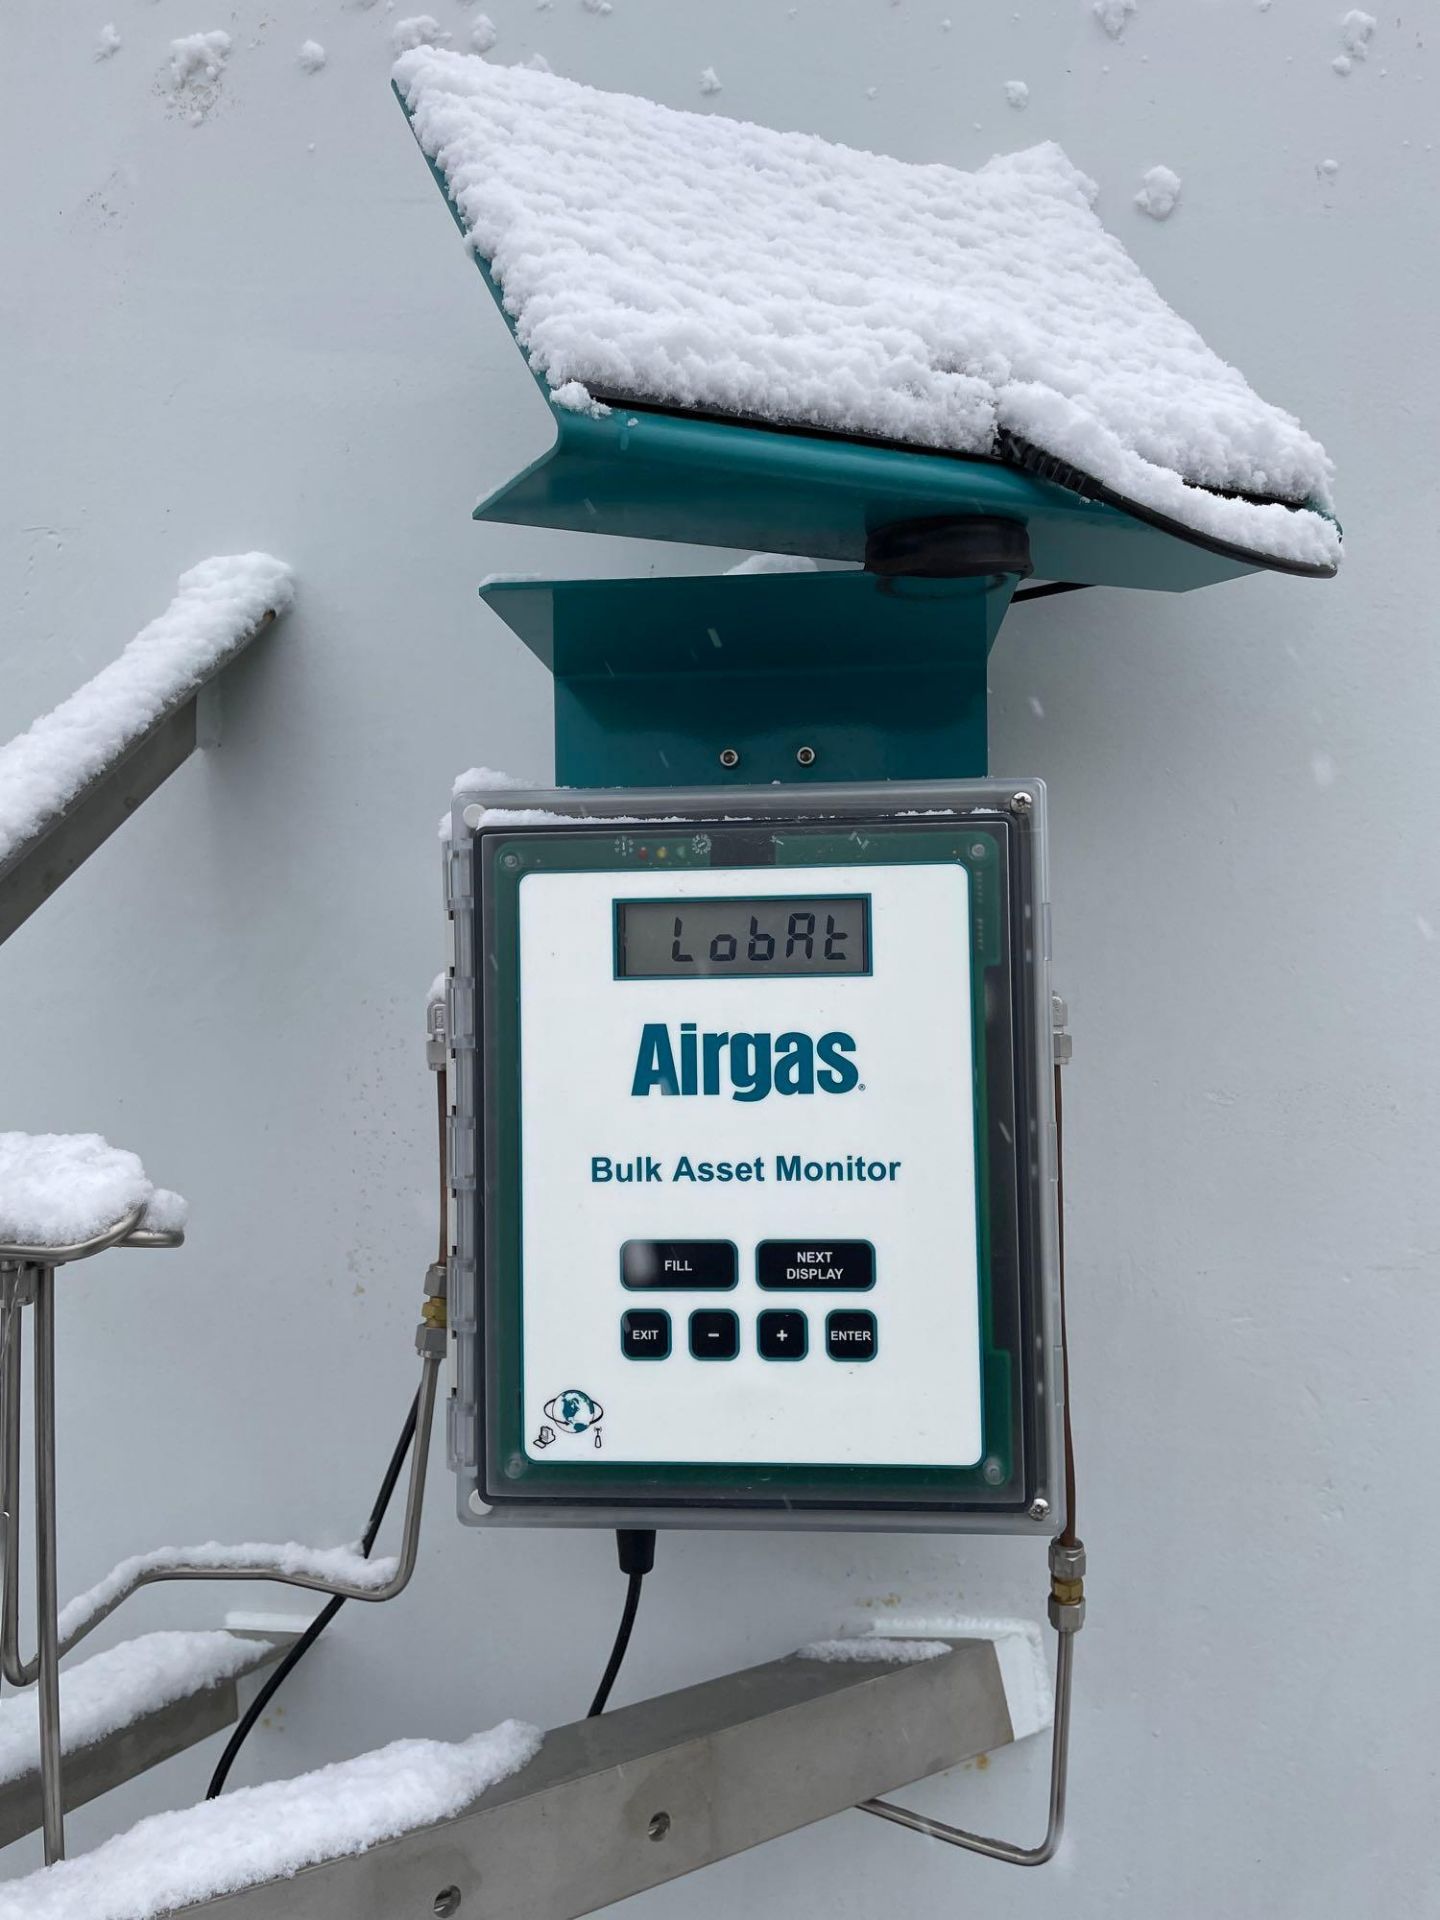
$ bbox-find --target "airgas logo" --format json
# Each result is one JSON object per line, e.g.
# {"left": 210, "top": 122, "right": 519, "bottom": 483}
{"left": 631, "top": 1023, "right": 859, "bottom": 1103}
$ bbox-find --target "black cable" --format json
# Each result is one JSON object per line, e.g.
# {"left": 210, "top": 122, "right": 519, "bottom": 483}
{"left": 586, "top": 1529, "right": 656, "bottom": 1718}
{"left": 204, "top": 1385, "right": 421, "bottom": 1798}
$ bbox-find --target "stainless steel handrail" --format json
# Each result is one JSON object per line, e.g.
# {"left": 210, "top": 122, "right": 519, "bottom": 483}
{"left": 0, "top": 1209, "right": 443, "bottom": 1866}
{"left": 0, "top": 1203, "right": 150, "bottom": 1266}
{"left": 1, "top": 1206, "right": 186, "bottom": 1862}
{"left": 0, "top": 1348, "right": 439, "bottom": 1687}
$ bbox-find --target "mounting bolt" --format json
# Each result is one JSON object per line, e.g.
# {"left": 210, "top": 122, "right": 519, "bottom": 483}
{"left": 795, "top": 745, "right": 817, "bottom": 767}
{"left": 648, "top": 1811, "right": 672, "bottom": 1842}
{"left": 462, "top": 804, "right": 483, "bottom": 831}
{"left": 1028, "top": 1496, "right": 1051, "bottom": 1523}
{"left": 718, "top": 747, "right": 740, "bottom": 769}
{"left": 1009, "top": 790, "right": 1035, "bottom": 816}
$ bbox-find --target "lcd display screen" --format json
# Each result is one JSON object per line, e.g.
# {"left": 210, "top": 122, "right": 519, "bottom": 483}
{"left": 616, "top": 895, "right": 870, "bottom": 978}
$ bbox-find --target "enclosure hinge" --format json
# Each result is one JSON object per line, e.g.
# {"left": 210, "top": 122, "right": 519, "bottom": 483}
{"left": 425, "top": 992, "right": 448, "bottom": 1071}
{"left": 1051, "top": 992, "right": 1073, "bottom": 1066}
{"left": 445, "top": 840, "right": 474, "bottom": 912}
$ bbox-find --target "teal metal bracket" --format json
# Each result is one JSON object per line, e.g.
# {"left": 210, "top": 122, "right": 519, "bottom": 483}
{"left": 395, "top": 81, "right": 1334, "bottom": 787}
{"left": 482, "top": 567, "right": 1013, "bottom": 787}
{"left": 477, "top": 403, "right": 1270, "bottom": 597}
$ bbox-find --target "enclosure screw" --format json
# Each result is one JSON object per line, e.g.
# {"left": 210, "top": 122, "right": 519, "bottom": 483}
{"left": 1028, "top": 1497, "right": 1051, "bottom": 1522}
{"left": 648, "top": 1811, "right": 672, "bottom": 1842}
{"left": 462, "top": 804, "right": 483, "bottom": 831}
{"left": 433, "top": 1889, "right": 463, "bottom": 1917}
{"left": 795, "top": 746, "right": 817, "bottom": 767}
{"left": 1009, "top": 790, "right": 1034, "bottom": 816}
{"left": 719, "top": 748, "right": 740, "bottom": 769}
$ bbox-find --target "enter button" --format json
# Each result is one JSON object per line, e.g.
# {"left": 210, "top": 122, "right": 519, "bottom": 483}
{"left": 757, "top": 1241, "right": 874, "bottom": 1290}
{"left": 825, "top": 1310, "right": 877, "bottom": 1361}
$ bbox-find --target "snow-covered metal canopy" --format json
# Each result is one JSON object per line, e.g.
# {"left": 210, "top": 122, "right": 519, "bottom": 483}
{"left": 393, "top": 51, "right": 1338, "bottom": 579}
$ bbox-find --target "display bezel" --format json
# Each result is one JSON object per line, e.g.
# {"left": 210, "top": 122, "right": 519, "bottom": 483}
{"left": 613, "top": 892, "right": 873, "bottom": 980}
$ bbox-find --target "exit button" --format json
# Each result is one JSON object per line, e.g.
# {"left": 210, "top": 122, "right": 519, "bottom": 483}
{"left": 757, "top": 1241, "right": 874, "bottom": 1291}
{"left": 621, "top": 1309, "right": 671, "bottom": 1360}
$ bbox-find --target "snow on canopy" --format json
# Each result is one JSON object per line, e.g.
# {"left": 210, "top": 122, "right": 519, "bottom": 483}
{"left": 393, "top": 51, "right": 1338, "bottom": 570}
{"left": 0, "top": 1134, "right": 186, "bottom": 1248}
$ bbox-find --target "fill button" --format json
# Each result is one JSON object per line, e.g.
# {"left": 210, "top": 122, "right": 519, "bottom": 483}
{"left": 757, "top": 1241, "right": 874, "bottom": 1290}
{"left": 825, "top": 1310, "right": 877, "bottom": 1361}
{"left": 623, "top": 1240, "right": 737, "bottom": 1290}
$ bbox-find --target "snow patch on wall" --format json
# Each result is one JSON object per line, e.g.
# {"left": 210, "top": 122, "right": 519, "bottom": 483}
{"left": 392, "top": 54, "right": 1338, "bottom": 566}
{"left": 1004, "top": 80, "right": 1030, "bottom": 109}
{"left": 1340, "top": 10, "right": 1377, "bottom": 58}
{"left": 298, "top": 41, "right": 328, "bottom": 75}
{"left": 167, "top": 31, "right": 231, "bottom": 124}
{"left": 470, "top": 13, "right": 499, "bottom": 54}
{"left": 94, "top": 25, "right": 122, "bottom": 61}
{"left": 1092, "top": 0, "right": 1137, "bottom": 41}
{"left": 1134, "top": 163, "right": 1181, "bottom": 219}
{"left": 393, "top": 17, "right": 451, "bottom": 55}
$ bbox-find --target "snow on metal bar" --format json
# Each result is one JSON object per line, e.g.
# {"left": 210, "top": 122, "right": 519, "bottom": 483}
{"left": 0, "top": 1720, "right": 541, "bottom": 1920}
{"left": 393, "top": 51, "right": 1338, "bottom": 569}
{"left": 0, "top": 1633, "right": 273, "bottom": 1789}
{"left": 0, "top": 555, "right": 292, "bottom": 871}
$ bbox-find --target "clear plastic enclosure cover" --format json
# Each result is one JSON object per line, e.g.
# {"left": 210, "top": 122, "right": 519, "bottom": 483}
{"left": 444, "top": 780, "right": 1061, "bottom": 1535}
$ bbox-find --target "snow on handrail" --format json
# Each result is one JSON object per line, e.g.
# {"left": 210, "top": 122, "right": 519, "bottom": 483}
{"left": 56, "top": 1542, "right": 400, "bottom": 1649}
{"left": 0, "top": 554, "right": 293, "bottom": 945}
{"left": 0, "top": 1134, "right": 187, "bottom": 1251}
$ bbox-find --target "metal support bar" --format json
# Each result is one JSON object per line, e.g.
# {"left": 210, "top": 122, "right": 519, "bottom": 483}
{"left": 0, "top": 1634, "right": 296, "bottom": 1852}
{"left": 176, "top": 1637, "right": 1017, "bottom": 1920}
{"left": 31, "top": 1263, "right": 63, "bottom": 1862}
{"left": 0, "top": 609, "right": 278, "bottom": 949}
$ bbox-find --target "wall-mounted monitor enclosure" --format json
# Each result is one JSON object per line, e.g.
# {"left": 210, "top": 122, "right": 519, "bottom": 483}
{"left": 444, "top": 780, "right": 1062, "bottom": 1534}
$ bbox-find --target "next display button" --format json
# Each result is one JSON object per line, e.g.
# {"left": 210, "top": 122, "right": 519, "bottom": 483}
{"left": 757, "top": 1241, "right": 874, "bottom": 1291}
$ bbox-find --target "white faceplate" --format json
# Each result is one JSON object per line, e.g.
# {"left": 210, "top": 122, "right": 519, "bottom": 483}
{"left": 517, "top": 860, "right": 983, "bottom": 1471}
